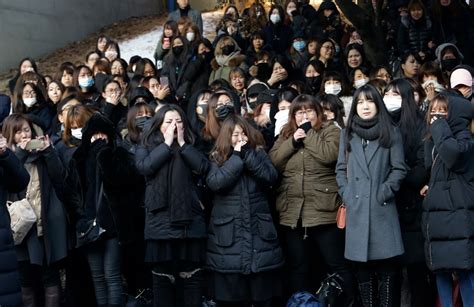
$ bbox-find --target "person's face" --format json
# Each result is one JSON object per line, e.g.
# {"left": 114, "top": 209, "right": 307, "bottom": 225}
{"left": 278, "top": 100, "right": 292, "bottom": 111}
{"left": 61, "top": 71, "right": 74, "bottom": 87}
{"left": 14, "top": 121, "right": 32, "bottom": 144}
{"left": 231, "top": 124, "right": 246, "bottom": 147}
{"left": 350, "top": 31, "right": 361, "bottom": 42}
{"left": 410, "top": 7, "right": 423, "bottom": 20}
{"left": 231, "top": 74, "right": 245, "bottom": 91}
{"left": 322, "top": 105, "right": 335, "bottom": 120}
{"left": 177, "top": 0, "right": 189, "bottom": 9}
{"left": 58, "top": 99, "right": 80, "bottom": 123}
{"left": 164, "top": 27, "right": 174, "bottom": 37}
{"left": 198, "top": 43, "right": 210, "bottom": 55}
{"left": 273, "top": 62, "right": 286, "bottom": 75}
{"left": 430, "top": 101, "right": 448, "bottom": 116}
{"left": 305, "top": 64, "right": 319, "bottom": 77}
{"left": 105, "top": 46, "right": 118, "bottom": 61}
{"left": 48, "top": 83, "right": 62, "bottom": 104}
{"left": 325, "top": 79, "right": 341, "bottom": 86}
{"left": 20, "top": 60, "right": 33, "bottom": 75}
{"left": 97, "top": 37, "right": 107, "bottom": 52}
{"left": 173, "top": 38, "right": 183, "bottom": 48}
{"left": 384, "top": 88, "right": 401, "bottom": 99}
{"left": 160, "top": 110, "right": 183, "bottom": 137}
{"left": 323, "top": 9, "right": 333, "bottom": 17}
{"left": 22, "top": 84, "right": 36, "bottom": 100}
{"left": 295, "top": 107, "right": 317, "bottom": 126}
{"left": 375, "top": 68, "right": 391, "bottom": 83}
{"left": 356, "top": 94, "right": 378, "bottom": 120}
{"left": 111, "top": 61, "right": 124, "bottom": 75}
{"left": 271, "top": 8, "right": 280, "bottom": 16}
{"left": 79, "top": 68, "right": 92, "bottom": 79}
{"left": 148, "top": 78, "right": 160, "bottom": 97}
{"left": 287, "top": 2, "right": 297, "bottom": 14}
{"left": 320, "top": 42, "right": 335, "bottom": 59}
{"left": 87, "top": 53, "right": 100, "bottom": 70}
{"left": 114, "top": 77, "right": 127, "bottom": 93}
{"left": 347, "top": 49, "right": 362, "bottom": 68}
{"left": 440, "top": 0, "right": 451, "bottom": 6}
{"left": 216, "top": 94, "right": 233, "bottom": 108}
{"left": 308, "top": 41, "right": 318, "bottom": 55}
{"left": 422, "top": 74, "right": 438, "bottom": 83}
{"left": 442, "top": 50, "right": 456, "bottom": 60}
{"left": 402, "top": 55, "right": 420, "bottom": 77}
{"left": 455, "top": 85, "right": 472, "bottom": 98}
{"left": 143, "top": 63, "right": 155, "bottom": 77}
{"left": 103, "top": 82, "right": 121, "bottom": 99}
{"left": 136, "top": 107, "right": 152, "bottom": 118}
{"left": 253, "top": 37, "right": 264, "bottom": 49}
{"left": 353, "top": 69, "right": 368, "bottom": 82}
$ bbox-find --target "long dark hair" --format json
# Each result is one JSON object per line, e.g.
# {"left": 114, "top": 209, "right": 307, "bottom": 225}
{"left": 141, "top": 104, "right": 194, "bottom": 147}
{"left": 316, "top": 93, "right": 346, "bottom": 128}
{"left": 345, "top": 84, "right": 394, "bottom": 151}
{"left": 384, "top": 79, "right": 423, "bottom": 154}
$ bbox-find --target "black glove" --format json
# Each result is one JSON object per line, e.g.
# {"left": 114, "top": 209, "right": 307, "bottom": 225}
{"left": 299, "top": 121, "right": 312, "bottom": 133}
{"left": 240, "top": 142, "right": 251, "bottom": 159}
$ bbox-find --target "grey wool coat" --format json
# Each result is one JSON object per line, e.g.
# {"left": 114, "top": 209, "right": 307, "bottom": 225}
{"left": 335, "top": 128, "right": 408, "bottom": 262}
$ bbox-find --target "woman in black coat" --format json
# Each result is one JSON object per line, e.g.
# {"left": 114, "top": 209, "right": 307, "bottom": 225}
{"left": 0, "top": 136, "right": 29, "bottom": 307}
{"left": 206, "top": 115, "right": 283, "bottom": 306}
{"left": 3, "top": 114, "right": 68, "bottom": 307}
{"left": 135, "top": 104, "right": 210, "bottom": 307}
{"left": 382, "top": 79, "right": 435, "bottom": 306}
{"left": 421, "top": 94, "right": 474, "bottom": 306}
{"left": 262, "top": 5, "right": 293, "bottom": 56}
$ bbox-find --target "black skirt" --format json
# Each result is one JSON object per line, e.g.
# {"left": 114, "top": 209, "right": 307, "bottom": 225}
{"left": 209, "top": 270, "right": 282, "bottom": 302}
{"left": 145, "top": 238, "right": 206, "bottom": 263}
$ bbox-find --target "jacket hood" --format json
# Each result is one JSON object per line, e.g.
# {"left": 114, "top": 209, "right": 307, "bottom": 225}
{"left": 81, "top": 113, "right": 119, "bottom": 148}
{"left": 435, "top": 43, "right": 464, "bottom": 63}
{"left": 129, "top": 87, "right": 155, "bottom": 107}
{"left": 447, "top": 94, "right": 474, "bottom": 136}
{"left": 214, "top": 35, "right": 241, "bottom": 56}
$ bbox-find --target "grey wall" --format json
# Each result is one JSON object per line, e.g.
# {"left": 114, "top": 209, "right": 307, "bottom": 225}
{"left": 0, "top": 0, "right": 163, "bottom": 73}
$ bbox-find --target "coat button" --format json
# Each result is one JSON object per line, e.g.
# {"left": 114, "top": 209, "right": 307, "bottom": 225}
{"left": 355, "top": 177, "right": 359, "bottom": 181}
{"left": 355, "top": 195, "right": 359, "bottom": 199}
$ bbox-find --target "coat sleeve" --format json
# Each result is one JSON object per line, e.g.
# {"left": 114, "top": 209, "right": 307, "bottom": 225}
{"left": 135, "top": 143, "right": 173, "bottom": 176}
{"left": 41, "top": 145, "right": 66, "bottom": 187}
{"left": 303, "top": 125, "right": 340, "bottom": 165}
{"left": 430, "top": 118, "right": 473, "bottom": 171}
{"left": 179, "top": 144, "right": 210, "bottom": 176}
{"left": 269, "top": 136, "right": 298, "bottom": 172}
{"left": 98, "top": 146, "right": 140, "bottom": 188}
{"left": 0, "top": 149, "right": 29, "bottom": 193}
{"left": 380, "top": 129, "right": 408, "bottom": 202}
{"left": 335, "top": 131, "right": 348, "bottom": 199}
{"left": 206, "top": 154, "right": 244, "bottom": 193}
{"left": 397, "top": 22, "right": 410, "bottom": 52}
{"left": 243, "top": 149, "right": 278, "bottom": 186}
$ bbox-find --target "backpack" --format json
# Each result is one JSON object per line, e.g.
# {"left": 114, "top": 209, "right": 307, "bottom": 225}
{"left": 286, "top": 291, "right": 322, "bottom": 307}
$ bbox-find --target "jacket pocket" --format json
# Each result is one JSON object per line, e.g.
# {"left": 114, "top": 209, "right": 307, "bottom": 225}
{"left": 376, "top": 184, "right": 394, "bottom": 205}
{"left": 312, "top": 184, "right": 341, "bottom": 212}
{"left": 256, "top": 213, "right": 278, "bottom": 241}
{"left": 212, "top": 216, "right": 235, "bottom": 247}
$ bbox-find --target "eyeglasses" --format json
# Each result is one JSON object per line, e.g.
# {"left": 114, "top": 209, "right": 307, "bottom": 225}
{"left": 321, "top": 45, "right": 335, "bottom": 50}
{"left": 106, "top": 89, "right": 121, "bottom": 94}
{"left": 295, "top": 109, "right": 315, "bottom": 117}
{"left": 22, "top": 90, "right": 36, "bottom": 97}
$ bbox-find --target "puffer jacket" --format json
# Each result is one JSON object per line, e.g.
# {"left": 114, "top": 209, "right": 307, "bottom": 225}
{"left": 206, "top": 149, "right": 284, "bottom": 274}
{"left": 270, "top": 122, "right": 341, "bottom": 228}
{"left": 397, "top": 14, "right": 432, "bottom": 55}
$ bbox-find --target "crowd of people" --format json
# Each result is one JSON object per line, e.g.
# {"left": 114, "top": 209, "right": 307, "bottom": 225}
{"left": 0, "top": 0, "right": 473, "bottom": 306}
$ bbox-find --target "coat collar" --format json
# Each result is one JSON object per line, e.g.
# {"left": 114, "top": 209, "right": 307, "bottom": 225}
{"left": 350, "top": 134, "right": 381, "bottom": 176}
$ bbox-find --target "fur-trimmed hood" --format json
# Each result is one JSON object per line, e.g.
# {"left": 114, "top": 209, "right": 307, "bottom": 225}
{"left": 211, "top": 53, "right": 246, "bottom": 70}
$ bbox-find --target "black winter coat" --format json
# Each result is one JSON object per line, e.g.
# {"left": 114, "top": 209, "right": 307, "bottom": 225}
{"left": 397, "top": 15, "right": 432, "bottom": 56}
{"left": 262, "top": 23, "right": 293, "bottom": 56}
{"left": 422, "top": 96, "right": 474, "bottom": 271}
{"left": 206, "top": 149, "right": 284, "bottom": 274}
{"left": 135, "top": 142, "right": 210, "bottom": 240}
{"left": 0, "top": 150, "right": 29, "bottom": 306}
{"left": 182, "top": 55, "right": 212, "bottom": 100}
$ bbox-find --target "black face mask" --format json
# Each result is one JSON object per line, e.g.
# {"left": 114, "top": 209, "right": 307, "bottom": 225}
{"left": 256, "top": 63, "right": 272, "bottom": 81}
{"left": 172, "top": 45, "right": 184, "bottom": 55}
{"left": 222, "top": 44, "right": 235, "bottom": 56}
{"left": 306, "top": 76, "right": 322, "bottom": 92}
{"left": 441, "top": 58, "right": 460, "bottom": 72}
{"left": 215, "top": 104, "right": 235, "bottom": 120}
{"left": 203, "top": 51, "right": 213, "bottom": 63}
{"left": 135, "top": 116, "right": 151, "bottom": 130}
{"left": 247, "top": 97, "right": 258, "bottom": 110}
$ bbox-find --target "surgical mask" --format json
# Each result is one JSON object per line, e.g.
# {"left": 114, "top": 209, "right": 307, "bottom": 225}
{"left": 383, "top": 96, "right": 402, "bottom": 112}
{"left": 196, "top": 103, "right": 208, "bottom": 122}
{"left": 274, "top": 109, "right": 289, "bottom": 136}
{"left": 422, "top": 80, "right": 445, "bottom": 93}
{"left": 221, "top": 44, "right": 235, "bottom": 56}
{"left": 270, "top": 14, "right": 281, "bottom": 24}
{"left": 105, "top": 51, "right": 118, "bottom": 59}
{"left": 23, "top": 97, "right": 37, "bottom": 107}
{"left": 215, "top": 104, "right": 235, "bottom": 120}
{"left": 78, "top": 77, "right": 94, "bottom": 88}
{"left": 135, "top": 116, "right": 151, "bottom": 130}
{"left": 293, "top": 40, "right": 306, "bottom": 52}
{"left": 186, "top": 32, "right": 195, "bottom": 42}
{"left": 354, "top": 78, "right": 368, "bottom": 89}
{"left": 325, "top": 83, "right": 342, "bottom": 95}
{"left": 71, "top": 128, "right": 83, "bottom": 140}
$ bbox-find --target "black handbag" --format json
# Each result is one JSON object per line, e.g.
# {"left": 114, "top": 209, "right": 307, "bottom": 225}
{"left": 76, "top": 183, "right": 106, "bottom": 248}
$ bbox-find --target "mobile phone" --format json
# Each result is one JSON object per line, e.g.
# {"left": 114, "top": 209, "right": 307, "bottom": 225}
{"left": 160, "top": 76, "right": 169, "bottom": 86}
{"left": 25, "top": 139, "right": 45, "bottom": 151}
{"left": 163, "top": 37, "right": 170, "bottom": 44}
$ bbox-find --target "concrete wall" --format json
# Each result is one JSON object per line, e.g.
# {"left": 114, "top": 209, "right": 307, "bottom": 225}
{"left": 0, "top": 0, "right": 163, "bottom": 73}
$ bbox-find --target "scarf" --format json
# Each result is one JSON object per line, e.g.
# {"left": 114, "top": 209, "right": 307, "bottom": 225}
{"left": 154, "top": 142, "right": 193, "bottom": 226}
{"left": 351, "top": 114, "right": 380, "bottom": 141}
{"left": 179, "top": 5, "right": 190, "bottom": 17}
{"left": 215, "top": 51, "right": 239, "bottom": 67}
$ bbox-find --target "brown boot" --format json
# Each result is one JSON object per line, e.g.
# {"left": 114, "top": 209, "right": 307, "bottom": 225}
{"left": 44, "top": 286, "right": 61, "bottom": 307}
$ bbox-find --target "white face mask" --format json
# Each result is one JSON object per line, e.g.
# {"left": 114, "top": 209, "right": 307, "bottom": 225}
{"left": 71, "top": 128, "right": 83, "bottom": 140}
{"left": 324, "top": 84, "right": 342, "bottom": 95}
{"left": 270, "top": 14, "right": 281, "bottom": 24}
{"left": 186, "top": 32, "right": 195, "bottom": 42}
{"left": 383, "top": 96, "right": 402, "bottom": 112}
{"left": 354, "top": 78, "right": 368, "bottom": 89}
{"left": 105, "top": 51, "right": 118, "bottom": 59}
{"left": 274, "top": 109, "right": 289, "bottom": 136}
{"left": 23, "top": 97, "right": 37, "bottom": 108}
{"left": 264, "top": 108, "right": 271, "bottom": 120}
{"left": 422, "top": 80, "right": 445, "bottom": 93}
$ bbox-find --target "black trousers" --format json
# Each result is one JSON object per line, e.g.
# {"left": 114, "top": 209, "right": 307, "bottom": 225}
{"left": 283, "top": 222, "right": 355, "bottom": 306}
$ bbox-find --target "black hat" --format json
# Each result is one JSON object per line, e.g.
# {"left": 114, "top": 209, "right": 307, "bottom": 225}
{"left": 129, "top": 87, "right": 154, "bottom": 107}
{"left": 247, "top": 83, "right": 269, "bottom": 98}
{"left": 318, "top": 0, "right": 337, "bottom": 11}
{"left": 256, "top": 89, "right": 278, "bottom": 105}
